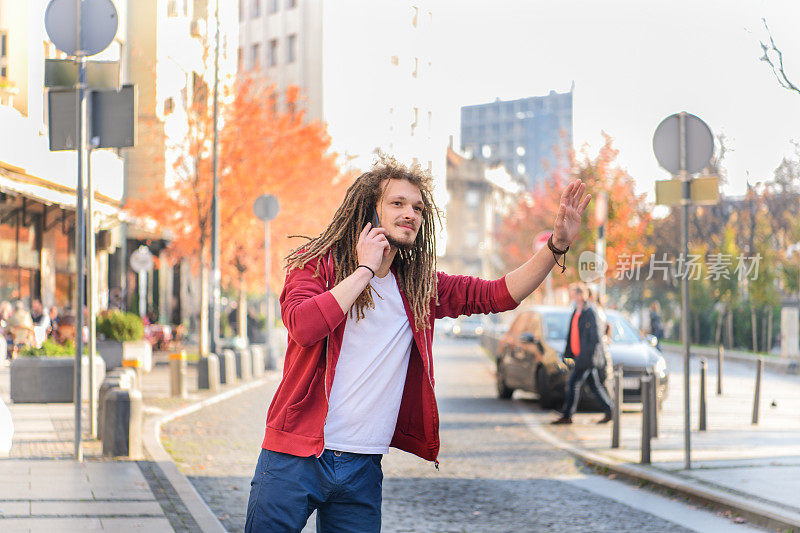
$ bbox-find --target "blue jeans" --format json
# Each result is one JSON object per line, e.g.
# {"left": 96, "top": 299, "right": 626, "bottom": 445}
{"left": 562, "top": 367, "right": 613, "bottom": 417}
{"left": 245, "top": 448, "right": 383, "bottom": 532}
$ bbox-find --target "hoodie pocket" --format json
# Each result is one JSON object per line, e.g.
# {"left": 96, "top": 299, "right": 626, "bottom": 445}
{"left": 283, "top": 365, "right": 326, "bottom": 437}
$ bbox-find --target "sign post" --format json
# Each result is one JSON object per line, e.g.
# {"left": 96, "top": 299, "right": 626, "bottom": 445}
{"left": 653, "top": 112, "right": 715, "bottom": 470}
{"left": 130, "top": 246, "right": 154, "bottom": 319}
{"left": 253, "top": 195, "right": 280, "bottom": 360}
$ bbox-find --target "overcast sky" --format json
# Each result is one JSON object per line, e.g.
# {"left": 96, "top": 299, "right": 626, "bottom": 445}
{"left": 431, "top": 0, "right": 800, "bottom": 199}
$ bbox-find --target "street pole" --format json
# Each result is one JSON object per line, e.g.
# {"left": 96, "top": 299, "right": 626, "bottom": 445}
{"left": 264, "top": 222, "right": 271, "bottom": 357}
{"left": 596, "top": 190, "right": 608, "bottom": 304}
{"left": 210, "top": 0, "right": 221, "bottom": 355}
{"left": 87, "top": 143, "right": 97, "bottom": 438}
{"left": 679, "top": 111, "right": 692, "bottom": 470}
{"left": 73, "top": 0, "right": 86, "bottom": 461}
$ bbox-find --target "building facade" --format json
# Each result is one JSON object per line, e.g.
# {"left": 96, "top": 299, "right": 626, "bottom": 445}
{"left": 0, "top": 0, "right": 126, "bottom": 313}
{"left": 237, "top": 0, "right": 443, "bottom": 194}
{"left": 439, "top": 146, "right": 522, "bottom": 279}
{"left": 460, "top": 88, "right": 573, "bottom": 190}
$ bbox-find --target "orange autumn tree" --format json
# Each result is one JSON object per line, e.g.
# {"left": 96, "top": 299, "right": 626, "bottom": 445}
{"left": 495, "top": 134, "right": 652, "bottom": 299}
{"left": 218, "top": 76, "right": 352, "bottom": 338}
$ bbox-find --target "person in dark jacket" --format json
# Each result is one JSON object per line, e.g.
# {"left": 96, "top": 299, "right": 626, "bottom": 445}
{"left": 649, "top": 301, "right": 664, "bottom": 351}
{"left": 552, "top": 283, "right": 614, "bottom": 424}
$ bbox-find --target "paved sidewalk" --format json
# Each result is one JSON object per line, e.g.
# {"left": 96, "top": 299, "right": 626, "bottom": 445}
{"left": 0, "top": 347, "right": 274, "bottom": 532}
{"left": 528, "top": 347, "right": 800, "bottom": 531}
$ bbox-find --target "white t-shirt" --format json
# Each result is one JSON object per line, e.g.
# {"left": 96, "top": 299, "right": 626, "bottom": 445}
{"left": 323, "top": 270, "right": 413, "bottom": 454}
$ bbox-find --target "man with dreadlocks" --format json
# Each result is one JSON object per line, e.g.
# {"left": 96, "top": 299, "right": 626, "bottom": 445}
{"left": 245, "top": 158, "right": 591, "bottom": 532}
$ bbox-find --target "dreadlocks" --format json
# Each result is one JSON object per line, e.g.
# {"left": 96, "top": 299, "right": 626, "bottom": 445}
{"left": 284, "top": 156, "right": 442, "bottom": 332}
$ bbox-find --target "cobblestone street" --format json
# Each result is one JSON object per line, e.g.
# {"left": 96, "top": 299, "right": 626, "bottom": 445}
{"left": 162, "top": 335, "right": 761, "bottom": 532}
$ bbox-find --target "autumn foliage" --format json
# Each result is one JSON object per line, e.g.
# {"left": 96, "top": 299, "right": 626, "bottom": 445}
{"left": 494, "top": 134, "right": 653, "bottom": 290}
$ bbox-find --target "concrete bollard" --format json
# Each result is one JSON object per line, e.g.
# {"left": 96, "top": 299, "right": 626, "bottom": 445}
{"left": 219, "top": 349, "right": 238, "bottom": 385}
{"left": 102, "top": 387, "right": 143, "bottom": 458}
{"left": 97, "top": 373, "right": 133, "bottom": 440}
{"left": 650, "top": 370, "right": 659, "bottom": 439}
{"left": 752, "top": 357, "right": 763, "bottom": 425}
{"left": 640, "top": 375, "right": 652, "bottom": 465}
{"left": 717, "top": 344, "right": 724, "bottom": 396}
{"left": 121, "top": 358, "right": 143, "bottom": 387}
{"left": 169, "top": 351, "right": 188, "bottom": 398}
{"left": 108, "top": 367, "right": 139, "bottom": 391}
{"left": 611, "top": 364, "right": 623, "bottom": 449}
{"left": 250, "top": 346, "right": 265, "bottom": 379}
{"left": 235, "top": 348, "right": 253, "bottom": 381}
{"left": 699, "top": 358, "right": 707, "bottom": 431}
{"left": 198, "top": 353, "right": 220, "bottom": 391}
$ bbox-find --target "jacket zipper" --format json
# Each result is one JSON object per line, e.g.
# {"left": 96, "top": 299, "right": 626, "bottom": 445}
{"left": 419, "top": 331, "right": 440, "bottom": 470}
{"left": 317, "top": 255, "right": 333, "bottom": 458}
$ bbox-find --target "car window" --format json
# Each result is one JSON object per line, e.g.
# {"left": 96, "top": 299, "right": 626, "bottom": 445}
{"left": 607, "top": 313, "right": 642, "bottom": 343}
{"left": 543, "top": 312, "right": 571, "bottom": 340}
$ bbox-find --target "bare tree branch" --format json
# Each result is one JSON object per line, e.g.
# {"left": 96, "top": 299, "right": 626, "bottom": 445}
{"left": 759, "top": 18, "right": 800, "bottom": 94}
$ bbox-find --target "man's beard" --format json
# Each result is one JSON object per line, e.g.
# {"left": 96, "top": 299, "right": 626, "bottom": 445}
{"left": 386, "top": 232, "right": 415, "bottom": 251}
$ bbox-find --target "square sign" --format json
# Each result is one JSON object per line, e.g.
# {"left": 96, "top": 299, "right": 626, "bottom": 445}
{"left": 47, "top": 88, "right": 84, "bottom": 151}
{"left": 91, "top": 85, "right": 137, "bottom": 148}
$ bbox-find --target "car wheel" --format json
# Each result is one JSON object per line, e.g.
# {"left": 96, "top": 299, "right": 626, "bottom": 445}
{"left": 537, "top": 367, "right": 556, "bottom": 409}
{"left": 496, "top": 360, "right": 514, "bottom": 400}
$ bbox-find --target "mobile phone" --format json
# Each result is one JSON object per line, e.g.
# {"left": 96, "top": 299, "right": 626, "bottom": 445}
{"left": 372, "top": 208, "right": 381, "bottom": 228}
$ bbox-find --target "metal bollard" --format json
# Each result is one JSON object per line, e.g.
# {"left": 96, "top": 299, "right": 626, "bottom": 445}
{"left": 640, "top": 375, "right": 652, "bottom": 465}
{"left": 97, "top": 373, "right": 132, "bottom": 440}
{"left": 219, "top": 349, "right": 238, "bottom": 385}
{"left": 752, "top": 357, "right": 763, "bottom": 425}
{"left": 122, "top": 357, "right": 143, "bottom": 386}
{"left": 611, "top": 364, "right": 623, "bottom": 449}
{"left": 250, "top": 346, "right": 265, "bottom": 378}
{"left": 169, "top": 351, "right": 187, "bottom": 398}
{"left": 716, "top": 344, "right": 724, "bottom": 396}
{"left": 699, "top": 358, "right": 707, "bottom": 431}
{"left": 650, "top": 370, "right": 659, "bottom": 438}
{"left": 102, "top": 387, "right": 143, "bottom": 458}
{"left": 235, "top": 348, "right": 253, "bottom": 381}
{"left": 198, "top": 353, "right": 220, "bottom": 391}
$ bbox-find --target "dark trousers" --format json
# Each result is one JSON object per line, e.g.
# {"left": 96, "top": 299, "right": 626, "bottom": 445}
{"left": 245, "top": 448, "right": 383, "bottom": 532}
{"left": 562, "top": 367, "right": 613, "bottom": 417}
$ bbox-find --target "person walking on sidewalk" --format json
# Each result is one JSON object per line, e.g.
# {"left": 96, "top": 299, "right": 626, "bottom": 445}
{"left": 245, "top": 157, "right": 591, "bottom": 532}
{"left": 552, "top": 283, "right": 614, "bottom": 425}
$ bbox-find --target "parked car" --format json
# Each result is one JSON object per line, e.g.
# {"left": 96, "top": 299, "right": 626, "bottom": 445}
{"left": 493, "top": 305, "right": 669, "bottom": 409}
{"left": 449, "top": 315, "right": 487, "bottom": 339}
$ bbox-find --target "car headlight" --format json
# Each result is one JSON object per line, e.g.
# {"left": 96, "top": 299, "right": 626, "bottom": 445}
{"left": 653, "top": 357, "right": 667, "bottom": 377}
{"left": 453, "top": 326, "right": 461, "bottom": 335}
{"left": 475, "top": 326, "right": 483, "bottom": 335}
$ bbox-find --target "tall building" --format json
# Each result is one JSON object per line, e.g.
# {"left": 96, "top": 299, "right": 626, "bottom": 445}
{"left": 460, "top": 88, "right": 573, "bottom": 190}
{"left": 439, "top": 146, "right": 522, "bottom": 279}
{"left": 237, "top": 0, "right": 443, "bottom": 190}
{"left": 0, "top": 0, "right": 125, "bottom": 311}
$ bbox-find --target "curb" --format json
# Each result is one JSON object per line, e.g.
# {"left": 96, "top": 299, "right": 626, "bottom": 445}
{"left": 142, "top": 373, "right": 277, "bottom": 533}
{"left": 662, "top": 345, "right": 800, "bottom": 375}
{"left": 515, "top": 404, "right": 800, "bottom": 532}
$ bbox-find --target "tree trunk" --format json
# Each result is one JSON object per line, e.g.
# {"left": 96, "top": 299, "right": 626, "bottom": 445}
{"left": 715, "top": 309, "right": 724, "bottom": 346}
{"left": 726, "top": 309, "right": 734, "bottom": 349}
{"left": 767, "top": 307, "right": 773, "bottom": 353}
{"left": 751, "top": 307, "right": 758, "bottom": 353}
{"left": 239, "top": 282, "right": 248, "bottom": 344}
{"left": 199, "top": 244, "right": 210, "bottom": 356}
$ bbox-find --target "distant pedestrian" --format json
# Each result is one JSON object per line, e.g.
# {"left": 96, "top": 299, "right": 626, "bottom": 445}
{"left": 245, "top": 158, "right": 592, "bottom": 531}
{"left": 649, "top": 301, "right": 664, "bottom": 351}
{"left": 552, "top": 283, "right": 614, "bottom": 425}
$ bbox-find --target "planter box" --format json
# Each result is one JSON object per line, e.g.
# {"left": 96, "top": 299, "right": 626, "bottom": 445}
{"left": 97, "top": 339, "right": 152, "bottom": 372}
{"left": 9, "top": 355, "right": 105, "bottom": 404}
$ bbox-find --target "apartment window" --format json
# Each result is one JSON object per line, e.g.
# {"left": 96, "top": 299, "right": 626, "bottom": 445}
{"left": 269, "top": 39, "right": 278, "bottom": 67}
{"left": 167, "top": 0, "right": 186, "bottom": 17}
{"left": 252, "top": 0, "right": 261, "bottom": 18}
{"left": 390, "top": 55, "right": 399, "bottom": 66}
{"left": 287, "top": 0, "right": 297, "bottom": 7}
{"left": 465, "top": 190, "right": 480, "bottom": 208}
{"left": 411, "top": 6, "right": 418, "bottom": 28}
{"left": 268, "top": 0, "right": 278, "bottom": 14}
{"left": 0, "top": 33, "right": 7, "bottom": 78}
{"left": 164, "top": 97, "right": 175, "bottom": 115}
{"left": 287, "top": 34, "right": 297, "bottom": 63}
{"left": 239, "top": 0, "right": 244, "bottom": 21}
{"left": 412, "top": 57, "right": 418, "bottom": 78}
{"left": 237, "top": 47, "right": 243, "bottom": 72}
{"left": 251, "top": 43, "right": 261, "bottom": 69}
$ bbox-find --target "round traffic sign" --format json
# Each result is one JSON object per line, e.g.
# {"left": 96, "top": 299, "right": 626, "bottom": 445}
{"left": 130, "top": 246, "right": 153, "bottom": 273}
{"left": 45, "top": 0, "right": 118, "bottom": 57}
{"left": 653, "top": 112, "right": 714, "bottom": 175}
{"left": 253, "top": 194, "right": 279, "bottom": 222}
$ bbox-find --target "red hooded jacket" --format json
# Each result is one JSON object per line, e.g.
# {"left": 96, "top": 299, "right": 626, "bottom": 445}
{"left": 261, "top": 250, "right": 520, "bottom": 463}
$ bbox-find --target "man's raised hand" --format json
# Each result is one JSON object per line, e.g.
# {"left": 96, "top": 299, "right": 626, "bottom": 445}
{"left": 552, "top": 179, "right": 591, "bottom": 249}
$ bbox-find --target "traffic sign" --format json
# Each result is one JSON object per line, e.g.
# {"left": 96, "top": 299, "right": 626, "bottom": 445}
{"left": 655, "top": 175, "right": 720, "bottom": 206}
{"left": 130, "top": 246, "right": 153, "bottom": 273}
{"left": 653, "top": 113, "right": 714, "bottom": 175}
{"left": 45, "top": 0, "right": 118, "bottom": 57}
{"left": 253, "top": 194, "right": 279, "bottom": 221}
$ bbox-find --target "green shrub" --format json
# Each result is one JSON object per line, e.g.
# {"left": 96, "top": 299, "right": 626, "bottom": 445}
{"left": 96, "top": 311, "right": 144, "bottom": 342}
{"left": 19, "top": 339, "right": 84, "bottom": 357}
